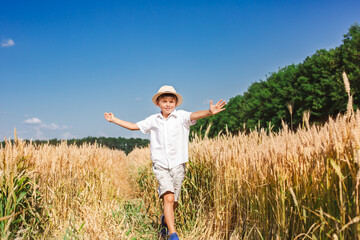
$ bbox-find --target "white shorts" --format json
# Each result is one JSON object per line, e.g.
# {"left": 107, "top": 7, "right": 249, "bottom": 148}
{"left": 152, "top": 163, "right": 186, "bottom": 202}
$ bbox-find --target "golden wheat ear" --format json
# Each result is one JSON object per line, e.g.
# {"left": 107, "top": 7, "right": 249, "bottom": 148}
{"left": 342, "top": 71, "right": 351, "bottom": 96}
{"left": 342, "top": 71, "right": 354, "bottom": 118}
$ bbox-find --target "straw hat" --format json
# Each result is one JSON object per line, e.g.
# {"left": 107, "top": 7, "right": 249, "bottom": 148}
{"left": 152, "top": 85, "right": 183, "bottom": 107}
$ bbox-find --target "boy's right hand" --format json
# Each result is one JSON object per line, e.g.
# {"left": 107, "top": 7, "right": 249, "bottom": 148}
{"left": 104, "top": 112, "right": 115, "bottom": 122}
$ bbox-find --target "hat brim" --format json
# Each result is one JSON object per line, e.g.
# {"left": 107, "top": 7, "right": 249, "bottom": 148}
{"left": 152, "top": 92, "right": 183, "bottom": 107}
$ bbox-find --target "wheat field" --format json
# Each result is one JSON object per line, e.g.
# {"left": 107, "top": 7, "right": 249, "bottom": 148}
{"left": 1, "top": 74, "right": 360, "bottom": 239}
{"left": 135, "top": 110, "right": 360, "bottom": 239}
{"left": 2, "top": 108, "right": 359, "bottom": 239}
{"left": 0, "top": 135, "right": 146, "bottom": 239}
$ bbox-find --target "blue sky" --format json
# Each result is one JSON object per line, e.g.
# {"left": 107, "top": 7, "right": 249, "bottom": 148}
{"left": 1, "top": 0, "right": 359, "bottom": 140}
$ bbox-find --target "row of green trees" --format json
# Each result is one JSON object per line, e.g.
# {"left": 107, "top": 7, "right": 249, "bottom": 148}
{"left": 1, "top": 136, "right": 149, "bottom": 155}
{"left": 191, "top": 23, "right": 360, "bottom": 137}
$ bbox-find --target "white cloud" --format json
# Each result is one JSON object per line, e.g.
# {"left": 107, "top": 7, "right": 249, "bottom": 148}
{"left": 23, "top": 117, "right": 68, "bottom": 129}
{"left": 1, "top": 39, "right": 15, "bottom": 47}
{"left": 41, "top": 123, "right": 60, "bottom": 130}
{"left": 61, "top": 132, "right": 76, "bottom": 139}
{"left": 45, "top": 123, "right": 68, "bottom": 130}
{"left": 33, "top": 127, "right": 45, "bottom": 140}
{"left": 136, "top": 97, "right": 142, "bottom": 101}
{"left": 40, "top": 123, "right": 69, "bottom": 130}
{"left": 22, "top": 117, "right": 71, "bottom": 139}
{"left": 24, "top": 117, "right": 42, "bottom": 125}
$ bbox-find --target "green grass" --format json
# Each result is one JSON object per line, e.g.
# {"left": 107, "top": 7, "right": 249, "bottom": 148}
{"left": 0, "top": 156, "right": 46, "bottom": 239}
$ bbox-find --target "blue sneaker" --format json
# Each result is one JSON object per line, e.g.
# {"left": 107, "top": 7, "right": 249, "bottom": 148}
{"left": 168, "top": 232, "right": 179, "bottom": 240}
{"left": 159, "top": 215, "right": 168, "bottom": 239}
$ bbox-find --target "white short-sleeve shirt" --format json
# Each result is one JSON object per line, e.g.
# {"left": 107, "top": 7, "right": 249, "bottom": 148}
{"left": 136, "top": 110, "right": 197, "bottom": 169}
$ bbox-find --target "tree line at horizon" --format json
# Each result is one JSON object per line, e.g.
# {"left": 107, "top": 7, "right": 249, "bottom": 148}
{"left": 1, "top": 136, "right": 150, "bottom": 155}
{"left": 191, "top": 23, "right": 360, "bottom": 138}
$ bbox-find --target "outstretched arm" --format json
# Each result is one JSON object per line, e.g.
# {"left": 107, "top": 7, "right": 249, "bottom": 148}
{"left": 104, "top": 112, "right": 140, "bottom": 131}
{"left": 190, "top": 99, "right": 226, "bottom": 121}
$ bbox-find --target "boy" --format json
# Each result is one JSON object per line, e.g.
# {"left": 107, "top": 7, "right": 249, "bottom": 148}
{"left": 104, "top": 85, "right": 226, "bottom": 240}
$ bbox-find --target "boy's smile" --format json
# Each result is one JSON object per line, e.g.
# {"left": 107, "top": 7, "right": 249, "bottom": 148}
{"left": 157, "top": 96, "right": 177, "bottom": 118}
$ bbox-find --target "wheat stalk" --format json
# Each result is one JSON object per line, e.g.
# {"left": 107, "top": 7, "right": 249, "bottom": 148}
{"left": 342, "top": 71, "right": 351, "bottom": 96}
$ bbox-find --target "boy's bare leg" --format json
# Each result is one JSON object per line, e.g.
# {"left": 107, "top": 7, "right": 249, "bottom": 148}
{"left": 163, "top": 192, "right": 176, "bottom": 234}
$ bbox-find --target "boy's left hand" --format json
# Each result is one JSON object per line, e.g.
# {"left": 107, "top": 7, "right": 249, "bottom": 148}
{"left": 209, "top": 99, "right": 226, "bottom": 115}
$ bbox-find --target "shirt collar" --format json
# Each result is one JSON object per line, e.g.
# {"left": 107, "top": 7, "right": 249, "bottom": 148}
{"left": 157, "top": 109, "right": 178, "bottom": 119}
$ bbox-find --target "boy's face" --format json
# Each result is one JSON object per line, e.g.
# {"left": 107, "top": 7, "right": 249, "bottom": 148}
{"left": 157, "top": 96, "right": 177, "bottom": 117}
